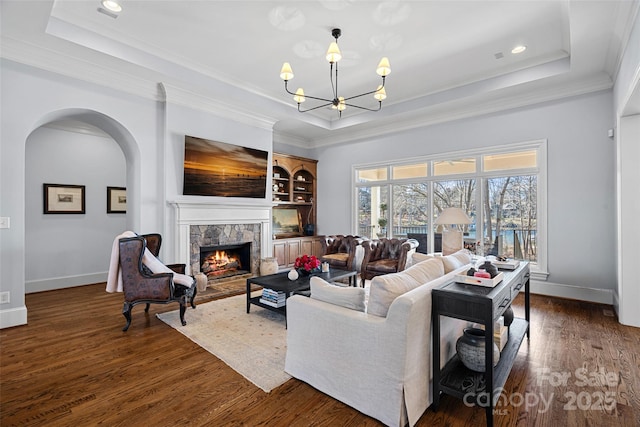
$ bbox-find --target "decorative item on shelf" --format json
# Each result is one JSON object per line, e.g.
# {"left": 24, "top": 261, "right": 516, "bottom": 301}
{"left": 434, "top": 207, "right": 472, "bottom": 255}
{"left": 273, "top": 184, "right": 279, "bottom": 192}
{"left": 503, "top": 306, "right": 514, "bottom": 327}
{"left": 480, "top": 260, "right": 499, "bottom": 278}
{"left": 287, "top": 269, "right": 299, "bottom": 281}
{"left": 304, "top": 197, "right": 315, "bottom": 236}
{"left": 456, "top": 327, "right": 500, "bottom": 372}
{"left": 294, "top": 254, "right": 321, "bottom": 276}
{"left": 260, "top": 257, "right": 278, "bottom": 276}
{"left": 195, "top": 272, "right": 208, "bottom": 293}
{"left": 280, "top": 28, "right": 390, "bottom": 118}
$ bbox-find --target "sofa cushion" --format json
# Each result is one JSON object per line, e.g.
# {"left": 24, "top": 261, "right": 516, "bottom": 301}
{"left": 365, "top": 259, "right": 398, "bottom": 273}
{"left": 367, "top": 258, "right": 445, "bottom": 317}
{"left": 441, "top": 250, "right": 472, "bottom": 273}
{"left": 412, "top": 252, "right": 434, "bottom": 264}
{"left": 321, "top": 253, "right": 349, "bottom": 266}
{"left": 310, "top": 276, "right": 366, "bottom": 312}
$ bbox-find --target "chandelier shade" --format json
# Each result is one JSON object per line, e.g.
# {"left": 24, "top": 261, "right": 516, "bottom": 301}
{"left": 280, "top": 28, "right": 390, "bottom": 117}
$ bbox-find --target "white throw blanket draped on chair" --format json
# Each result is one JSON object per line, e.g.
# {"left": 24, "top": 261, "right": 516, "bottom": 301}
{"left": 106, "top": 231, "right": 194, "bottom": 292}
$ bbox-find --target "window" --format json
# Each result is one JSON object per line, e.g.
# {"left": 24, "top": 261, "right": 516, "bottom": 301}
{"left": 484, "top": 175, "right": 537, "bottom": 261}
{"left": 353, "top": 141, "right": 546, "bottom": 278}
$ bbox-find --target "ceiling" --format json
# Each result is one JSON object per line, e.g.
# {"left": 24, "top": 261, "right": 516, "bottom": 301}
{"left": 1, "top": 0, "right": 638, "bottom": 148}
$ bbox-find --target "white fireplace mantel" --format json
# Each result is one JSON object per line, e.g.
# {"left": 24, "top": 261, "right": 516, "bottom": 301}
{"left": 169, "top": 200, "right": 272, "bottom": 274}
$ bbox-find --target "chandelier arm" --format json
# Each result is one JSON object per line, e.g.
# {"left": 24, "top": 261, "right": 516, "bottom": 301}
{"left": 342, "top": 76, "right": 386, "bottom": 102}
{"left": 343, "top": 101, "right": 382, "bottom": 112}
{"left": 333, "top": 62, "right": 338, "bottom": 101}
{"left": 284, "top": 81, "right": 333, "bottom": 103}
{"left": 297, "top": 102, "right": 334, "bottom": 113}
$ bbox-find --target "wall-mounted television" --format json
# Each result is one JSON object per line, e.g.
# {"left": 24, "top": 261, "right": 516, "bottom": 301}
{"left": 272, "top": 206, "right": 302, "bottom": 237}
{"left": 183, "top": 135, "right": 268, "bottom": 198}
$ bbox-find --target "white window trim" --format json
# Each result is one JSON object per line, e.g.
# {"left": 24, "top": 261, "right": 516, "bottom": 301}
{"left": 352, "top": 139, "right": 548, "bottom": 280}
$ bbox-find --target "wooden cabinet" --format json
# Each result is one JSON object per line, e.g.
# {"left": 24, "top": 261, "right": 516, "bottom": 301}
{"left": 273, "top": 236, "right": 325, "bottom": 270}
{"left": 272, "top": 153, "right": 317, "bottom": 235}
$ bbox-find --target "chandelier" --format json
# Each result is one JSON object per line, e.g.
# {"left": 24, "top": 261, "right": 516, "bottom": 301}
{"left": 279, "top": 28, "right": 391, "bottom": 118}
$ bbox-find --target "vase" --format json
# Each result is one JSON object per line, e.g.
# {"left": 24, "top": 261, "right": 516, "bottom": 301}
{"left": 481, "top": 261, "right": 499, "bottom": 278}
{"left": 456, "top": 327, "right": 500, "bottom": 372}
{"left": 503, "top": 305, "right": 514, "bottom": 327}
{"left": 195, "top": 272, "right": 208, "bottom": 292}
{"left": 260, "top": 257, "right": 278, "bottom": 276}
{"left": 287, "top": 269, "right": 299, "bottom": 281}
{"left": 297, "top": 268, "right": 320, "bottom": 276}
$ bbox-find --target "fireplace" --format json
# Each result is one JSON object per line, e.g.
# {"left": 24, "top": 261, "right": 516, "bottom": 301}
{"left": 171, "top": 201, "right": 272, "bottom": 279}
{"left": 199, "top": 242, "right": 251, "bottom": 279}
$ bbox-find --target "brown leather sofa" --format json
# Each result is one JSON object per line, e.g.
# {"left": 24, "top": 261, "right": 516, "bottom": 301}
{"left": 320, "top": 235, "right": 367, "bottom": 271}
{"left": 360, "top": 238, "right": 419, "bottom": 286}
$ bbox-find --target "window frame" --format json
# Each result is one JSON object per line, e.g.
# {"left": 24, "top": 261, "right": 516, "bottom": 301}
{"left": 352, "top": 140, "right": 548, "bottom": 280}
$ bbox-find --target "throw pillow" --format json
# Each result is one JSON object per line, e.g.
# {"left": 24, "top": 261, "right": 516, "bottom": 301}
{"left": 310, "top": 276, "right": 366, "bottom": 312}
{"left": 412, "top": 252, "right": 434, "bottom": 264}
{"left": 441, "top": 250, "right": 472, "bottom": 273}
{"left": 367, "top": 258, "right": 444, "bottom": 317}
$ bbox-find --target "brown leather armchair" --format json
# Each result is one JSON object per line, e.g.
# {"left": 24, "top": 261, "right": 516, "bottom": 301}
{"left": 360, "top": 238, "right": 419, "bottom": 286}
{"left": 320, "top": 235, "right": 366, "bottom": 271}
{"left": 118, "top": 235, "right": 196, "bottom": 331}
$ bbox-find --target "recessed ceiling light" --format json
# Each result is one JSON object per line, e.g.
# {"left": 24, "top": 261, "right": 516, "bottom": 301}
{"left": 511, "top": 45, "right": 527, "bottom": 54}
{"left": 101, "top": 0, "right": 122, "bottom": 13}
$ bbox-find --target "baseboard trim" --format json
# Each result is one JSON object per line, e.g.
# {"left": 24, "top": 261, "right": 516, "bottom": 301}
{"left": 0, "top": 305, "right": 27, "bottom": 329}
{"left": 530, "top": 280, "right": 613, "bottom": 305}
{"left": 26, "top": 272, "right": 108, "bottom": 294}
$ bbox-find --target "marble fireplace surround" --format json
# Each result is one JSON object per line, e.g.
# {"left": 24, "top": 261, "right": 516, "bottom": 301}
{"left": 170, "top": 202, "right": 272, "bottom": 276}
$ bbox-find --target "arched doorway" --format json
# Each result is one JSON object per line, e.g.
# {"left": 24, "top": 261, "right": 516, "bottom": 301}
{"left": 24, "top": 109, "right": 140, "bottom": 293}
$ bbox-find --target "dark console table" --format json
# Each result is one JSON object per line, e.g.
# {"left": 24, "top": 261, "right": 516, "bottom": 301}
{"left": 432, "top": 262, "right": 530, "bottom": 427}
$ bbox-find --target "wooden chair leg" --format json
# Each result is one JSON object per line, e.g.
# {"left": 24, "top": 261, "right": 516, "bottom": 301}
{"left": 179, "top": 302, "right": 187, "bottom": 326}
{"left": 144, "top": 303, "right": 151, "bottom": 312}
{"left": 122, "top": 302, "right": 133, "bottom": 332}
{"left": 190, "top": 286, "right": 197, "bottom": 309}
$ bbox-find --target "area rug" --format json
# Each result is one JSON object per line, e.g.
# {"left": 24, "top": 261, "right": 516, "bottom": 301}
{"left": 156, "top": 292, "right": 290, "bottom": 392}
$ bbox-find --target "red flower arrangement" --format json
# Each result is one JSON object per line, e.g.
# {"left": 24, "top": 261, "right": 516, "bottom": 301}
{"left": 294, "top": 254, "right": 321, "bottom": 274}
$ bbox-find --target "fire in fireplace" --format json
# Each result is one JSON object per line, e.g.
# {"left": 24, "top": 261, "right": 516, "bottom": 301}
{"left": 199, "top": 242, "right": 251, "bottom": 280}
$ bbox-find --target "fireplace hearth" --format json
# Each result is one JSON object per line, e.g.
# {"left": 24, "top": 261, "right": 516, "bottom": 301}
{"left": 200, "top": 242, "right": 251, "bottom": 280}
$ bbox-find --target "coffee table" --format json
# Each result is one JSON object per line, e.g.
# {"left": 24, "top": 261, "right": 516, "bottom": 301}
{"left": 246, "top": 268, "right": 358, "bottom": 317}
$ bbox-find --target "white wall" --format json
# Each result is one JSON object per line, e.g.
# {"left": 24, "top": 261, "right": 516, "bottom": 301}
{"left": 1, "top": 60, "right": 164, "bottom": 328}
{"left": 315, "top": 90, "right": 617, "bottom": 302}
{"left": 25, "top": 126, "right": 126, "bottom": 292}
{"left": 613, "top": 11, "right": 640, "bottom": 327}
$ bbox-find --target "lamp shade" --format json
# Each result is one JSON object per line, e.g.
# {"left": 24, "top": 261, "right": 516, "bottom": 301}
{"left": 280, "top": 62, "right": 294, "bottom": 81}
{"left": 434, "top": 207, "right": 472, "bottom": 225}
{"left": 376, "top": 57, "right": 391, "bottom": 76}
{"left": 374, "top": 85, "right": 387, "bottom": 101}
{"left": 293, "top": 88, "right": 305, "bottom": 103}
{"left": 326, "top": 42, "right": 342, "bottom": 63}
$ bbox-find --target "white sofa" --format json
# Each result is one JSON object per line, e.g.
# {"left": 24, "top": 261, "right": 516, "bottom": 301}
{"left": 285, "top": 251, "right": 473, "bottom": 427}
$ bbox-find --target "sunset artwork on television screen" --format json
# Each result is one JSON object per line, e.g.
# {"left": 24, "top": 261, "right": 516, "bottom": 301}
{"left": 183, "top": 136, "right": 268, "bottom": 198}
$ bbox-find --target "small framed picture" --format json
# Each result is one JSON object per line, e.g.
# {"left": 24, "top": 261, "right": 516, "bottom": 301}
{"left": 43, "top": 183, "right": 85, "bottom": 214}
{"left": 107, "top": 187, "right": 127, "bottom": 213}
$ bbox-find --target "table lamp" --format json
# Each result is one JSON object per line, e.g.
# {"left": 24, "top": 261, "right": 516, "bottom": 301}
{"left": 434, "top": 207, "right": 472, "bottom": 255}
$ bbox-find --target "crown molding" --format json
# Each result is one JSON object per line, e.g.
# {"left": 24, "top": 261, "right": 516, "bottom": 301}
{"left": 160, "top": 83, "right": 277, "bottom": 132}
{"left": 2, "top": 37, "right": 279, "bottom": 132}
{"left": 1, "top": 37, "right": 161, "bottom": 101}
{"left": 308, "top": 72, "right": 614, "bottom": 148}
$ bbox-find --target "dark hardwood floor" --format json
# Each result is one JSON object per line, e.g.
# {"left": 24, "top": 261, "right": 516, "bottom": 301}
{"left": 1, "top": 283, "right": 639, "bottom": 426}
